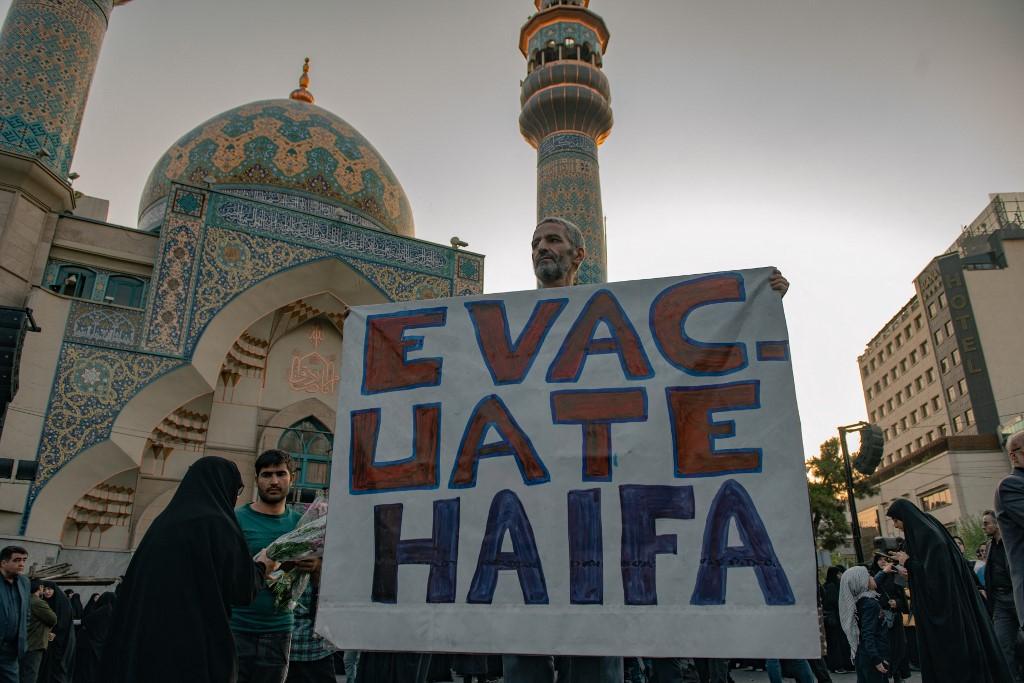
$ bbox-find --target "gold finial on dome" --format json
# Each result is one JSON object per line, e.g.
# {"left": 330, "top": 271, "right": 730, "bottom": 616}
{"left": 289, "top": 58, "right": 315, "bottom": 104}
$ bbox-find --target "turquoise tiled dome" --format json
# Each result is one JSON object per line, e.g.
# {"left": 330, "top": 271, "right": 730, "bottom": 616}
{"left": 138, "top": 99, "right": 414, "bottom": 236}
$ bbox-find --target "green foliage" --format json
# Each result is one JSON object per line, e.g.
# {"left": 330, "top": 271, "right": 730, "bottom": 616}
{"left": 806, "top": 437, "right": 878, "bottom": 551}
{"left": 955, "top": 513, "right": 987, "bottom": 557}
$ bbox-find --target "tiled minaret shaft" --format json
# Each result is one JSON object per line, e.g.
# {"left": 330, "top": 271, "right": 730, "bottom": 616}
{"left": 0, "top": 0, "right": 122, "bottom": 178}
{"left": 519, "top": 0, "right": 612, "bottom": 284}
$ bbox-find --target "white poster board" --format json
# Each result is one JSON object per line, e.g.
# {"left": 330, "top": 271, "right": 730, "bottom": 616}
{"left": 317, "top": 268, "right": 819, "bottom": 658}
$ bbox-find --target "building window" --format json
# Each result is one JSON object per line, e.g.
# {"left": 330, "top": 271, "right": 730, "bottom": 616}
{"left": 953, "top": 414, "right": 965, "bottom": 432}
{"left": 896, "top": 447, "right": 903, "bottom": 459}
{"left": 915, "top": 437, "right": 923, "bottom": 449}
{"left": 920, "top": 486, "right": 952, "bottom": 512}
{"left": 920, "top": 341, "right": 929, "bottom": 356}
{"left": 926, "top": 430, "right": 934, "bottom": 442}
{"left": 914, "top": 376, "right": 923, "bottom": 391}
{"left": 966, "top": 408, "right": 975, "bottom": 426}
{"left": 882, "top": 375, "right": 889, "bottom": 388}
{"left": 939, "top": 424, "right": 948, "bottom": 436}
{"left": 910, "top": 350, "right": 918, "bottom": 365}
{"left": 874, "top": 381, "right": 881, "bottom": 393}
{"left": 900, "top": 417, "right": 908, "bottom": 430}
{"left": 896, "top": 391, "right": 903, "bottom": 405}
{"left": 866, "top": 387, "right": 873, "bottom": 400}
{"left": 951, "top": 349, "right": 961, "bottom": 366}
{"left": 928, "top": 302, "right": 938, "bottom": 318}
{"left": 904, "top": 383, "right": 912, "bottom": 397}
{"left": 958, "top": 378, "right": 968, "bottom": 396}
{"left": 105, "top": 275, "right": 145, "bottom": 308}
{"left": 931, "top": 396, "right": 941, "bottom": 411}
{"left": 55, "top": 265, "right": 96, "bottom": 299}
{"left": 934, "top": 329, "right": 945, "bottom": 345}
{"left": 277, "top": 417, "right": 333, "bottom": 504}
{"left": 914, "top": 315, "right": 922, "bottom": 330}
{"left": 910, "top": 410, "right": 918, "bottom": 424}
{"left": 940, "top": 357, "right": 951, "bottom": 374}
{"left": 926, "top": 368, "right": 935, "bottom": 383}
{"left": 921, "top": 403, "right": 929, "bottom": 417}
{"left": 862, "top": 365, "right": 870, "bottom": 378}
{"left": 938, "top": 292, "right": 947, "bottom": 308}
{"left": 886, "top": 343, "right": 893, "bottom": 355}
{"left": 887, "top": 399, "right": 894, "bottom": 412}
{"left": 870, "top": 410, "right": 877, "bottom": 422}
{"left": 944, "top": 320, "right": 954, "bottom": 336}
{"left": 947, "top": 386, "right": 958, "bottom": 403}
{"left": 895, "top": 334, "right": 903, "bottom": 347}
{"left": 900, "top": 360, "right": 907, "bottom": 373}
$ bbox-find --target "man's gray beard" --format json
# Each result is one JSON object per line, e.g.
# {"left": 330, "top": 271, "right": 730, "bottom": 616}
{"left": 535, "top": 259, "right": 565, "bottom": 284}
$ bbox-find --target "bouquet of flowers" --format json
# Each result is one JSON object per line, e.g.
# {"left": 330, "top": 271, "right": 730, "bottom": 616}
{"left": 262, "top": 492, "right": 329, "bottom": 610}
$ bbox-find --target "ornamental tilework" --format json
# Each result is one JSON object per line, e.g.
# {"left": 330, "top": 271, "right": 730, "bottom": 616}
{"left": 456, "top": 253, "right": 482, "bottom": 282}
{"left": 210, "top": 194, "right": 450, "bottom": 276}
{"left": 23, "top": 343, "right": 182, "bottom": 522}
{"left": 172, "top": 188, "right": 205, "bottom": 217}
{"left": 142, "top": 218, "right": 203, "bottom": 355}
{"left": 221, "top": 187, "right": 381, "bottom": 231}
{"left": 537, "top": 153, "right": 606, "bottom": 284}
{"left": 65, "top": 301, "right": 143, "bottom": 349}
{"left": 346, "top": 259, "right": 453, "bottom": 302}
{"left": 538, "top": 133, "right": 597, "bottom": 162}
{"left": 138, "top": 99, "right": 414, "bottom": 236}
{"left": 0, "top": 0, "right": 110, "bottom": 177}
{"left": 186, "top": 227, "right": 327, "bottom": 354}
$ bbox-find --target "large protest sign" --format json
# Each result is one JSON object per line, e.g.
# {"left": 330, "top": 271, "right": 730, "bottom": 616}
{"left": 317, "top": 267, "right": 819, "bottom": 658}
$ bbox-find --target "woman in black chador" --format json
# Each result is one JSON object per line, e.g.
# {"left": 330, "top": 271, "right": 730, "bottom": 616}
{"left": 99, "top": 456, "right": 276, "bottom": 683}
{"left": 886, "top": 498, "right": 1012, "bottom": 683}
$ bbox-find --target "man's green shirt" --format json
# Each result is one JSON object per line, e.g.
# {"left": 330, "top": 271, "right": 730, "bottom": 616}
{"left": 230, "top": 503, "right": 302, "bottom": 634}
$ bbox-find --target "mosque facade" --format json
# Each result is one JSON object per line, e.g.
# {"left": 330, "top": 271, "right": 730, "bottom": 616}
{"left": 0, "top": 0, "right": 492, "bottom": 572}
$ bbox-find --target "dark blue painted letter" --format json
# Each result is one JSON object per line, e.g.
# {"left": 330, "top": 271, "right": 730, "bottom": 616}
{"left": 568, "top": 488, "right": 603, "bottom": 604}
{"left": 691, "top": 479, "right": 794, "bottom": 605}
{"left": 468, "top": 489, "right": 548, "bottom": 604}
{"left": 619, "top": 484, "right": 694, "bottom": 605}
{"left": 372, "top": 498, "right": 460, "bottom": 604}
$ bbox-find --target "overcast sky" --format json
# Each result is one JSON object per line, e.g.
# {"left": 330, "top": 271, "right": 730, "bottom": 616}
{"left": 13, "top": 0, "right": 1023, "bottom": 458}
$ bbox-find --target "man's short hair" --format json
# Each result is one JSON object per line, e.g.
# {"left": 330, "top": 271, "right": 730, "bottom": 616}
{"left": 0, "top": 545, "right": 27, "bottom": 562}
{"left": 984, "top": 509, "right": 996, "bottom": 518}
{"left": 31, "top": 579, "right": 43, "bottom": 593}
{"left": 537, "top": 216, "right": 585, "bottom": 252}
{"left": 254, "top": 449, "right": 293, "bottom": 475}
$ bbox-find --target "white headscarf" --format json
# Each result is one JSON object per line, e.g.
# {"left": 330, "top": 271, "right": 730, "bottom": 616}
{"left": 838, "top": 565, "right": 877, "bottom": 661}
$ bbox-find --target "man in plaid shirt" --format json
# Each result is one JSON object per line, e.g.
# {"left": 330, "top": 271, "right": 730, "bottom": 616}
{"left": 286, "top": 582, "right": 336, "bottom": 682}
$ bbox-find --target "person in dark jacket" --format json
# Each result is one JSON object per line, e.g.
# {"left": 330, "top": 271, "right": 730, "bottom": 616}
{"left": 20, "top": 580, "right": 57, "bottom": 683}
{"left": 838, "top": 566, "right": 888, "bottom": 683}
{"left": 887, "top": 498, "right": 1012, "bottom": 683}
{"left": 822, "top": 566, "right": 852, "bottom": 673}
{"left": 995, "top": 433, "right": 1024, "bottom": 678}
{"left": 873, "top": 555, "right": 910, "bottom": 682}
{"left": 98, "top": 456, "right": 278, "bottom": 683}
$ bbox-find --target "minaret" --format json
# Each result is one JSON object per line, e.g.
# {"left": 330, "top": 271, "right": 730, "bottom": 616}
{"left": 519, "top": 0, "right": 612, "bottom": 284}
{"left": 0, "top": 0, "right": 130, "bottom": 307}
{"left": 0, "top": 0, "right": 131, "bottom": 179}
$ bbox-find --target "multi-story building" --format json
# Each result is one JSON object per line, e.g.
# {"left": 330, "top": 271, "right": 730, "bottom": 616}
{"left": 855, "top": 193, "right": 1024, "bottom": 538}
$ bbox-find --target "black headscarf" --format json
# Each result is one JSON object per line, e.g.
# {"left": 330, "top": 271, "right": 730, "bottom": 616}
{"left": 99, "top": 456, "right": 265, "bottom": 683}
{"left": 82, "top": 594, "right": 99, "bottom": 618}
{"left": 886, "top": 499, "right": 1012, "bottom": 683}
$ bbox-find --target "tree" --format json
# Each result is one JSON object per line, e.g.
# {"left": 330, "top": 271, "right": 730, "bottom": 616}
{"left": 806, "top": 437, "right": 878, "bottom": 551}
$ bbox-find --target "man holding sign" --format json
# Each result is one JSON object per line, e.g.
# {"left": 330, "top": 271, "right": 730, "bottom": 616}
{"left": 316, "top": 216, "right": 816, "bottom": 676}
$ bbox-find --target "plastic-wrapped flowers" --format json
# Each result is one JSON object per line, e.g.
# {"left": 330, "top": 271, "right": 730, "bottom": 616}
{"left": 262, "top": 492, "right": 328, "bottom": 610}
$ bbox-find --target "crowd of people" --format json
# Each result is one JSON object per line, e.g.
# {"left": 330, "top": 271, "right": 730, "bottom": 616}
{"left": 1, "top": 219, "right": 1023, "bottom": 683}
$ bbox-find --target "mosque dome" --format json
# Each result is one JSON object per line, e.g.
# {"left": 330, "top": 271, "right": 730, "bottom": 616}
{"left": 138, "top": 66, "right": 414, "bottom": 236}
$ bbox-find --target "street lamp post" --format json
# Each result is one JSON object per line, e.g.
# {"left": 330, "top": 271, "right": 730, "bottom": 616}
{"left": 838, "top": 421, "right": 869, "bottom": 564}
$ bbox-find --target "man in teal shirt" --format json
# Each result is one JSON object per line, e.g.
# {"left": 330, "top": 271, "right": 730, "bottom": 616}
{"left": 232, "top": 450, "right": 315, "bottom": 683}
